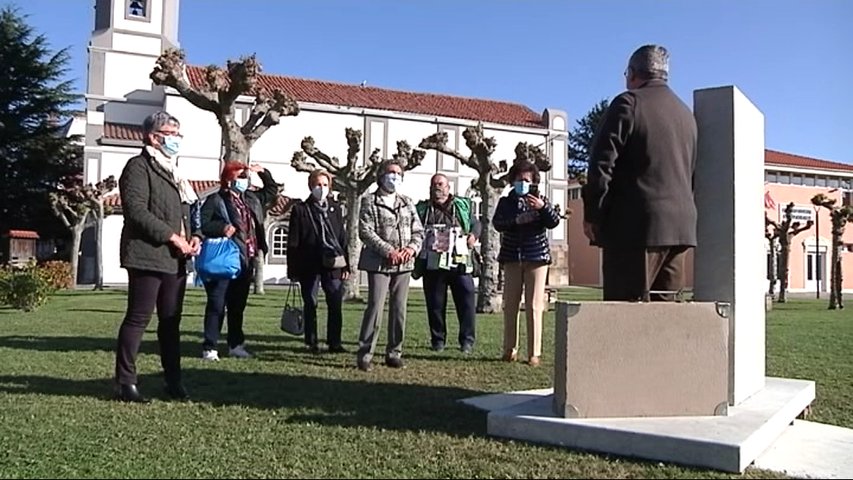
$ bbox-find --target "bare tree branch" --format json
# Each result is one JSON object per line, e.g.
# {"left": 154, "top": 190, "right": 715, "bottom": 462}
{"left": 391, "top": 140, "right": 426, "bottom": 170}
{"left": 244, "top": 90, "right": 300, "bottom": 140}
{"left": 150, "top": 49, "right": 218, "bottom": 113}
{"left": 300, "top": 136, "right": 342, "bottom": 173}
{"left": 419, "top": 132, "right": 470, "bottom": 166}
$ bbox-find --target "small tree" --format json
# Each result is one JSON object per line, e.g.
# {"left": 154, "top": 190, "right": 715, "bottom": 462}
{"left": 567, "top": 99, "right": 609, "bottom": 181}
{"left": 420, "top": 123, "right": 551, "bottom": 313}
{"left": 765, "top": 215, "right": 779, "bottom": 296}
{"left": 291, "top": 128, "right": 425, "bottom": 301}
{"left": 49, "top": 176, "right": 117, "bottom": 287}
{"left": 810, "top": 194, "right": 853, "bottom": 310}
{"left": 767, "top": 202, "right": 813, "bottom": 303}
{"left": 252, "top": 180, "right": 285, "bottom": 295}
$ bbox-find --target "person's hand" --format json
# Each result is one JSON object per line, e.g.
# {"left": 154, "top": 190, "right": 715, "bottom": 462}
{"left": 341, "top": 270, "right": 350, "bottom": 281}
{"left": 400, "top": 247, "right": 416, "bottom": 262}
{"left": 169, "top": 233, "right": 193, "bottom": 255}
{"left": 466, "top": 234, "right": 477, "bottom": 248}
{"left": 248, "top": 164, "right": 264, "bottom": 173}
{"left": 583, "top": 221, "right": 600, "bottom": 243}
{"left": 525, "top": 195, "right": 545, "bottom": 210}
{"left": 223, "top": 225, "right": 236, "bottom": 237}
{"left": 388, "top": 250, "right": 403, "bottom": 265}
{"left": 189, "top": 236, "right": 202, "bottom": 256}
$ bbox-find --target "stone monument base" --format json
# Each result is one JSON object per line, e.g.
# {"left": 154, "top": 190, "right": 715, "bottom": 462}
{"left": 460, "top": 377, "right": 814, "bottom": 473}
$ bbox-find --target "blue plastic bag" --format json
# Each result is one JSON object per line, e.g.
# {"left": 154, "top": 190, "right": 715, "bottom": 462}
{"left": 195, "top": 237, "right": 241, "bottom": 281}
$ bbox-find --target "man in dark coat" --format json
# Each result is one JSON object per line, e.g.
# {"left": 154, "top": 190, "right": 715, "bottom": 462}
{"left": 581, "top": 44, "right": 698, "bottom": 301}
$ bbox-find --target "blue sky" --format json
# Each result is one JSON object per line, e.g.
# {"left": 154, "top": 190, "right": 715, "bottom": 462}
{"left": 5, "top": 0, "right": 852, "bottom": 164}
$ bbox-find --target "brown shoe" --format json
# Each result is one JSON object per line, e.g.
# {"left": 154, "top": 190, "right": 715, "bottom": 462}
{"left": 502, "top": 351, "right": 517, "bottom": 362}
{"left": 528, "top": 356, "right": 540, "bottom": 367}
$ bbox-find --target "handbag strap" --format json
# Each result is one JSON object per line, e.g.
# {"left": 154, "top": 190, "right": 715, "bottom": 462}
{"left": 307, "top": 204, "right": 344, "bottom": 255}
{"left": 217, "top": 193, "right": 233, "bottom": 226}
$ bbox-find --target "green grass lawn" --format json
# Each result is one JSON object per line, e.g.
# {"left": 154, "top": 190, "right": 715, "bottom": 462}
{"left": 0, "top": 287, "right": 850, "bottom": 479}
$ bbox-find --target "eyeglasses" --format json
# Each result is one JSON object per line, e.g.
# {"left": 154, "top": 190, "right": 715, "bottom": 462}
{"left": 157, "top": 131, "right": 183, "bottom": 138}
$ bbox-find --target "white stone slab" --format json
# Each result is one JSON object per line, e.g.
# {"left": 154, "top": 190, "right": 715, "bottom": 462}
{"left": 461, "top": 377, "right": 814, "bottom": 473}
{"left": 754, "top": 420, "right": 853, "bottom": 479}
{"left": 459, "top": 388, "right": 552, "bottom": 412}
{"left": 693, "top": 86, "right": 768, "bottom": 406}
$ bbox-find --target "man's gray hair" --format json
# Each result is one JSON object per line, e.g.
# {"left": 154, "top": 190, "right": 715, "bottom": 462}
{"left": 376, "top": 158, "right": 404, "bottom": 180}
{"left": 628, "top": 44, "right": 670, "bottom": 81}
{"left": 141, "top": 111, "right": 180, "bottom": 144}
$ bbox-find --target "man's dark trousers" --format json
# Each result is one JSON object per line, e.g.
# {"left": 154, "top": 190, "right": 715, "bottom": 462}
{"left": 422, "top": 268, "right": 476, "bottom": 348}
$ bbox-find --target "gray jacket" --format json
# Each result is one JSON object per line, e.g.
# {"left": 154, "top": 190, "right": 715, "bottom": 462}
{"left": 357, "top": 191, "right": 424, "bottom": 273}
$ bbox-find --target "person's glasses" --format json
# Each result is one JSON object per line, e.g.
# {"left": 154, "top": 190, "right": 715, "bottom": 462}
{"left": 157, "top": 131, "right": 183, "bottom": 138}
{"left": 623, "top": 67, "right": 630, "bottom": 78}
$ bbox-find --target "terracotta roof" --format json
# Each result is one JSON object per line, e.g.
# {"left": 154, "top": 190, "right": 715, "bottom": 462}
{"left": 5, "top": 230, "right": 40, "bottom": 239}
{"left": 185, "top": 66, "right": 544, "bottom": 129}
{"left": 103, "top": 123, "right": 143, "bottom": 142}
{"left": 104, "top": 180, "right": 223, "bottom": 207}
{"left": 765, "top": 149, "right": 853, "bottom": 173}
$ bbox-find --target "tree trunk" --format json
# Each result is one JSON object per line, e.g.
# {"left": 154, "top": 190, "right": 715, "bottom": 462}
{"left": 94, "top": 204, "right": 105, "bottom": 290}
{"left": 342, "top": 189, "right": 363, "bottom": 302}
{"left": 70, "top": 222, "right": 85, "bottom": 288}
{"left": 253, "top": 256, "right": 266, "bottom": 295}
{"left": 777, "top": 241, "right": 790, "bottom": 303}
{"left": 829, "top": 232, "right": 841, "bottom": 310}
{"left": 476, "top": 185, "right": 502, "bottom": 313}
{"left": 767, "top": 238, "right": 777, "bottom": 296}
{"left": 221, "top": 121, "right": 251, "bottom": 164}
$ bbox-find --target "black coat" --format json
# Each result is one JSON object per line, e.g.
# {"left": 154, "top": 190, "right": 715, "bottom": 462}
{"left": 286, "top": 197, "right": 349, "bottom": 280}
{"left": 200, "top": 169, "right": 278, "bottom": 270}
{"left": 581, "top": 79, "right": 698, "bottom": 248}
{"left": 493, "top": 191, "right": 561, "bottom": 264}
{"left": 119, "top": 148, "right": 199, "bottom": 274}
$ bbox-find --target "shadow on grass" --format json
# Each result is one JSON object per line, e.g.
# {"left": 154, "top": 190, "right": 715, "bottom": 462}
{"left": 0, "top": 368, "right": 487, "bottom": 437}
{"left": 0, "top": 335, "right": 160, "bottom": 355}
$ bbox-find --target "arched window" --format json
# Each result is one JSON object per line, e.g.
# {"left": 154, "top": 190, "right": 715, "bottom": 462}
{"left": 268, "top": 222, "right": 288, "bottom": 265}
{"left": 126, "top": 0, "right": 148, "bottom": 19}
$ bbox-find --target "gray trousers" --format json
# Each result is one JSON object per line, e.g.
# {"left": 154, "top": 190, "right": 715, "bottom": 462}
{"left": 357, "top": 271, "right": 411, "bottom": 361}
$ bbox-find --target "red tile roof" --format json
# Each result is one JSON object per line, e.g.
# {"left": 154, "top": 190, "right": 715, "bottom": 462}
{"left": 104, "top": 180, "right": 222, "bottom": 207}
{"left": 4, "top": 230, "right": 40, "bottom": 239}
{"left": 185, "top": 66, "right": 544, "bottom": 129}
{"left": 103, "top": 123, "right": 143, "bottom": 142}
{"left": 765, "top": 149, "right": 853, "bottom": 173}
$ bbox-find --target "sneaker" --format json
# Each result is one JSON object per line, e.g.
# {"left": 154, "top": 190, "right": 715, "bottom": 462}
{"left": 356, "top": 356, "right": 372, "bottom": 372}
{"left": 201, "top": 349, "right": 220, "bottom": 361}
{"left": 229, "top": 344, "right": 253, "bottom": 358}
{"left": 528, "top": 356, "right": 541, "bottom": 367}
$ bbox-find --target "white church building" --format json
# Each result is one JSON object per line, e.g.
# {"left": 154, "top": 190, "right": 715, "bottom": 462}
{"left": 81, "top": 0, "right": 572, "bottom": 285}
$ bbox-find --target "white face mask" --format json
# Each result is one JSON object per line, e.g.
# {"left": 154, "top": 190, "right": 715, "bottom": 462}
{"left": 381, "top": 173, "right": 402, "bottom": 193}
{"left": 311, "top": 185, "right": 329, "bottom": 201}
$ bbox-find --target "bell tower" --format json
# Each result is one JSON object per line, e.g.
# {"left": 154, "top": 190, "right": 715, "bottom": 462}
{"left": 84, "top": 0, "right": 180, "bottom": 183}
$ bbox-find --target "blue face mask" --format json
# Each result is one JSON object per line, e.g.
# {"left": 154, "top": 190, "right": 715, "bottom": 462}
{"left": 160, "top": 135, "right": 182, "bottom": 157}
{"left": 233, "top": 178, "right": 249, "bottom": 193}
{"left": 513, "top": 180, "right": 531, "bottom": 196}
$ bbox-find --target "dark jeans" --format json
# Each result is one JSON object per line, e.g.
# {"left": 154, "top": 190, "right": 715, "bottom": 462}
{"left": 300, "top": 271, "right": 344, "bottom": 347}
{"left": 202, "top": 268, "right": 253, "bottom": 350}
{"left": 115, "top": 267, "right": 187, "bottom": 386}
{"left": 422, "top": 269, "right": 476, "bottom": 347}
{"left": 602, "top": 246, "right": 690, "bottom": 301}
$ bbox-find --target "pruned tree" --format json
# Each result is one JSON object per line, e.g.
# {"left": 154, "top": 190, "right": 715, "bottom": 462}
{"left": 768, "top": 202, "right": 813, "bottom": 303}
{"left": 252, "top": 180, "right": 285, "bottom": 295}
{"left": 765, "top": 215, "right": 780, "bottom": 296}
{"left": 568, "top": 98, "right": 609, "bottom": 181}
{"left": 811, "top": 194, "right": 853, "bottom": 310}
{"left": 49, "top": 176, "right": 117, "bottom": 288}
{"left": 150, "top": 49, "right": 301, "bottom": 164}
{"left": 291, "top": 128, "right": 425, "bottom": 300}
{"left": 420, "top": 122, "right": 552, "bottom": 313}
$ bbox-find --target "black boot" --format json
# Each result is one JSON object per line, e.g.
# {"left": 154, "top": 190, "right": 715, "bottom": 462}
{"left": 117, "top": 384, "right": 149, "bottom": 404}
{"left": 164, "top": 382, "right": 189, "bottom": 401}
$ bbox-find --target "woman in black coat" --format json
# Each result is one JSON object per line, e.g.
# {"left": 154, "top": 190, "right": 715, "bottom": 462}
{"left": 286, "top": 169, "right": 350, "bottom": 353}
{"left": 492, "top": 160, "right": 561, "bottom": 367}
{"left": 114, "top": 111, "right": 200, "bottom": 403}
{"left": 198, "top": 161, "right": 279, "bottom": 361}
